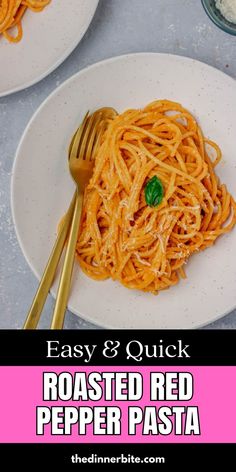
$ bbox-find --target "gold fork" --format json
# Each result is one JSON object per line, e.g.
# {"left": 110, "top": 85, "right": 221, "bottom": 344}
{"left": 23, "top": 107, "right": 117, "bottom": 330}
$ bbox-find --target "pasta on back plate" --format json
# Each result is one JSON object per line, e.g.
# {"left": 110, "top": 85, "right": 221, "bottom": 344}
{"left": 76, "top": 100, "right": 236, "bottom": 294}
{"left": 0, "top": 0, "right": 51, "bottom": 43}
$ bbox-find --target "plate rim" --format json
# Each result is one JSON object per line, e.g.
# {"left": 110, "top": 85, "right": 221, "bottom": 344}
{"left": 0, "top": 0, "right": 99, "bottom": 98}
{"left": 11, "top": 51, "right": 236, "bottom": 329}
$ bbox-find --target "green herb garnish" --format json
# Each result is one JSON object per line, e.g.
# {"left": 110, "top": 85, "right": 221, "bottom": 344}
{"left": 144, "top": 175, "right": 164, "bottom": 207}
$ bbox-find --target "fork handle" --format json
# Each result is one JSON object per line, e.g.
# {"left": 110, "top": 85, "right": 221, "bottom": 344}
{"left": 50, "top": 189, "right": 83, "bottom": 329}
{"left": 23, "top": 192, "right": 77, "bottom": 329}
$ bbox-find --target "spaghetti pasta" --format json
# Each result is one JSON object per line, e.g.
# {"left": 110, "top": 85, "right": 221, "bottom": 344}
{"left": 0, "top": 0, "right": 51, "bottom": 43}
{"left": 76, "top": 100, "right": 236, "bottom": 294}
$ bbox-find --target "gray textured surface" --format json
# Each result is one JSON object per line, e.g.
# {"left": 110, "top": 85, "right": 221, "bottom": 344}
{"left": 0, "top": 0, "right": 236, "bottom": 330}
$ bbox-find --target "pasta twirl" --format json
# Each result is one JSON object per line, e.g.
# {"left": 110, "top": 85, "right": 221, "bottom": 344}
{"left": 0, "top": 0, "right": 51, "bottom": 43}
{"left": 76, "top": 100, "right": 236, "bottom": 294}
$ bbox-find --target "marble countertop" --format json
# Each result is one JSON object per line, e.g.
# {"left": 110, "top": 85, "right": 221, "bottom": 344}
{"left": 0, "top": 0, "right": 236, "bottom": 329}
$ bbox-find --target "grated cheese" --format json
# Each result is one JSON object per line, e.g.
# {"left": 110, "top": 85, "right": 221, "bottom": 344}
{"left": 215, "top": 0, "right": 236, "bottom": 23}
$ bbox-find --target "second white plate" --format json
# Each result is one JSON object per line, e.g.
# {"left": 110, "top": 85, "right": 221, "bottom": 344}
{"left": 11, "top": 53, "right": 236, "bottom": 328}
{"left": 0, "top": 0, "right": 98, "bottom": 97}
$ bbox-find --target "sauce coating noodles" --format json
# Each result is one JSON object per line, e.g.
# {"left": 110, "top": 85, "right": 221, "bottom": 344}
{"left": 76, "top": 100, "right": 236, "bottom": 293}
{"left": 0, "top": 0, "right": 51, "bottom": 42}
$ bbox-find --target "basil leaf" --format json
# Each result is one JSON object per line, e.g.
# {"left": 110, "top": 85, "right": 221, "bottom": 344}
{"left": 144, "top": 176, "right": 164, "bottom": 207}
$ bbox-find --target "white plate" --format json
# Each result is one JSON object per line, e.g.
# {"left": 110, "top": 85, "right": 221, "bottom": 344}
{"left": 0, "top": 0, "right": 98, "bottom": 97}
{"left": 11, "top": 53, "right": 236, "bottom": 329}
